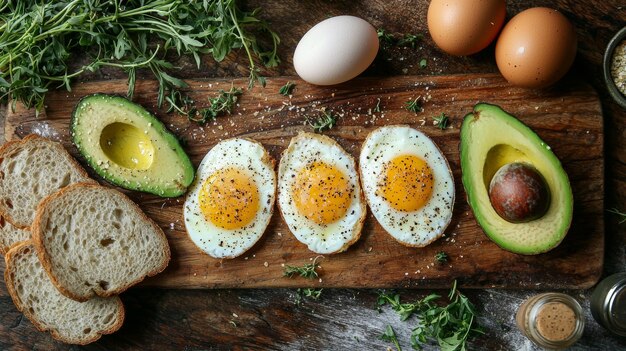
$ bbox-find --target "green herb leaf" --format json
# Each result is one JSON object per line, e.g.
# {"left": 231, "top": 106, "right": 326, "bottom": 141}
{"left": 279, "top": 81, "right": 296, "bottom": 96}
{"left": 435, "top": 251, "right": 449, "bottom": 264}
{"left": 405, "top": 98, "right": 423, "bottom": 113}
{"left": 188, "top": 86, "right": 242, "bottom": 124}
{"left": 419, "top": 59, "right": 428, "bottom": 69}
{"left": 434, "top": 113, "right": 449, "bottom": 130}
{"left": 608, "top": 208, "right": 626, "bottom": 224}
{"left": 308, "top": 110, "right": 337, "bottom": 132}
{"left": 380, "top": 325, "right": 403, "bottom": 351}
{"left": 284, "top": 256, "right": 321, "bottom": 279}
{"left": 294, "top": 287, "right": 323, "bottom": 306}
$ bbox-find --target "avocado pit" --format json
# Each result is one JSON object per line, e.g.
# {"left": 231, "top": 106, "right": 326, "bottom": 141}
{"left": 488, "top": 162, "right": 550, "bottom": 223}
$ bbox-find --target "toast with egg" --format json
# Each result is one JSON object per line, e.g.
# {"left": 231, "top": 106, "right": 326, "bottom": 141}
{"left": 0, "top": 135, "right": 95, "bottom": 228}
{"left": 32, "top": 183, "right": 170, "bottom": 302}
{"left": 4, "top": 241, "right": 125, "bottom": 345}
{"left": 0, "top": 216, "right": 30, "bottom": 255}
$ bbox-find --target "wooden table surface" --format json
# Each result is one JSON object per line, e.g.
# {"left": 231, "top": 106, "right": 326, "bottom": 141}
{"left": 1, "top": 1, "right": 625, "bottom": 350}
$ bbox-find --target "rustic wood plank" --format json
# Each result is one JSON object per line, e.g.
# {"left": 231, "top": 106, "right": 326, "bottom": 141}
{"left": 5, "top": 74, "right": 604, "bottom": 290}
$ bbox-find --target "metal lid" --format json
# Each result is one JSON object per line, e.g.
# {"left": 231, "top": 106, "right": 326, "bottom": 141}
{"left": 591, "top": 273, "right": 626, "bottom": 336}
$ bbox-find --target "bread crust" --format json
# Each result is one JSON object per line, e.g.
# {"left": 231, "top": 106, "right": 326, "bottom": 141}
{"left": 4, "top": 241, "right": 125, "bottom": 345}
{"left": 32, "top": 182, "right": 171, "bottom": 302}
{"left": 0, "top": 134, "right": 95, "bottom": 229}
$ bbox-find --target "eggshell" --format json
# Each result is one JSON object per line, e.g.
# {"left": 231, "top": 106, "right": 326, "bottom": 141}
{"left": 495, "top": 7, "right": 577, "bottom": 88}
{"left": 427, "top": 0, "right": 506, "bottom": 56}
{"left": 293, "top": 16, "right": 379, "bottom": 85}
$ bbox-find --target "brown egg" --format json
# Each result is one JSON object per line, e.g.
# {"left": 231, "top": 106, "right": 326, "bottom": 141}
{"left": 495, "top": 7, "right": 577, "bottom": 88}
{"left": 427, "top": 0, "right": 506, "bottom": 56}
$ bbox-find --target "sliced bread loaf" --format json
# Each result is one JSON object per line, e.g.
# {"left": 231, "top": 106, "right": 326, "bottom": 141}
{"left": 0, "top": 135, "right": 94, "bottom": 228}
{"left": 4, "top": 241, "right": 125, "bottom": 345}
{"left": 0, "top": 215, "right": 30, "bottom": 255}
{"left": 33, "top": 183, "right": 171, "bottom": 301}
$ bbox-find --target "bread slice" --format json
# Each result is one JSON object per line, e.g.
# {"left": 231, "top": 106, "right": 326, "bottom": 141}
{"left": 4, "top": 241, "right": 125, "bottom": 345}
{"left": 32, "top": 183, "right": 170, "bottom": 301}
{"left": 0, "top": 135, "right": 95, "bottom": 228}
{"left": 0, "top": 215, "right": 30, "bottom": 255}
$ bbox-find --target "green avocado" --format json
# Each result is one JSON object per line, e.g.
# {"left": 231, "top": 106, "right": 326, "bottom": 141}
{"left": 71, "top": 94, "right": 194, "bottom": 197}
{"left": 459, "top": 103, "right": 573, "bottom": 255}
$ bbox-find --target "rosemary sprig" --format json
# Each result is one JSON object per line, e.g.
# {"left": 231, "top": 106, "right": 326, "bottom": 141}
{"left": 283, "top": 256, "right": 321, "bottom": 279}
{"left": 0, "top": 0, "right": 279, "bottom": 113}
{"left": 379, "top": 325, "right": 402, "bottom": 351}
{"left": 434, "top": 113, "right": 450, "bottom": 130}
{"left": 279, "top": 81, "right": 296, "bottom": 96}
{"left": 405, "top": 98, "right": 423, "bottom": 113}
{"left": 308, "top": 110, "right": 337, "bottom": 132}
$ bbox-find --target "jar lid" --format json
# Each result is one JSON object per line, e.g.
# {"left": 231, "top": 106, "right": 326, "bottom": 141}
{"left": 591, "top": 273, "right": 626, "bottom": 336}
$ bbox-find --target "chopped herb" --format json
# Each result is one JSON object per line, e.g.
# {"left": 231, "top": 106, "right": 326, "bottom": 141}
{"left": 397, "top": 34, "right": 422, "bottom": 48}
{"left": 377, "top": 28, "right": 396, "bottom": 47}
{"left": 434, "top": 113, "right": 449, "bottom": 130}
{"left": 188, "top": 87, "right": 242, "bottom": 124}
{"left": 377, "top": 281, "right": 483, "bottom": 351}
{"left": 283, "top": 256, "right": 321, "bottom": 279}
{"left": 378, "top": 28, "right": 422, "bottom": 49}
{"left": 435, "top": 251, "right": 449, "bottom": 264}
{"left": 379, "top": 325, "right": 402, "bottom": 351}
{"left": 374, "top": 98, "right": 382, "bottom": 112}
{"left": 405, "top": 98, "right": 423, "bottom": 113}
{"left": 295, "top": 288, "right": 323, "bottom": 306}
{"left": 279, "top": 81, "right": 296, "bottom": 96}
{"left": 308, "top": 110, "right": 337, "bottom": 132}
{"left": 0, "top": 1, "right": 280, "bottom": 114}
{"left": 608, "top": 208, "right": 626, "bottom": 224}
{"left": 419, "top": 59, "right": 428, "bottom": 69}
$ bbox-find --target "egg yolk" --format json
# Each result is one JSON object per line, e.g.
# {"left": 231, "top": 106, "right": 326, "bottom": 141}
{"left": 378, "top": 155, "right": 434, "bottom": 212}
{"left": 292, "top": 161, "right": 352, "bottom": 225}
{"left": 199, "top": 167, "right": 259, "bottom": 230}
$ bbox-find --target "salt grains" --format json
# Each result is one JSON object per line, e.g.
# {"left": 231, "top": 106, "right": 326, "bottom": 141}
{"left": 611, "top": 40, "right": 626, "bottom": 96}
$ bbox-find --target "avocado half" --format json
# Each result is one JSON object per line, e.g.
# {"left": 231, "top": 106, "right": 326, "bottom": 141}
{"left": 460, "top": 103, "right": 573, "bottom": 255}
{"left": 71, "top": 94, "right": 194, "bottom": 197}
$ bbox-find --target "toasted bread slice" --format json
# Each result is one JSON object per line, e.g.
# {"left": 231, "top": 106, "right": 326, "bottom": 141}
{"left": 0, "top": 135, "right": 94, "bottom": 228}
{"left": 4, "top": 241, "right": 125, "bottom": 345}
{"left": 33, "top": 183, "right": 170, "bottom": 301}
{"left": 0, "top": 215, "right": 30, "bottom": 255}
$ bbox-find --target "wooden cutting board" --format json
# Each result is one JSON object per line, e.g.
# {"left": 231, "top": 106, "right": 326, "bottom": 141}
{"left": 5, "top": 74, "right": 604, "bottom": 289}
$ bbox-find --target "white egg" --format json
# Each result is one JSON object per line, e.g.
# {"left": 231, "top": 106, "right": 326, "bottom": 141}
{"left": 184, "top": 138, "right": 276, "bottom": 259}
{"left": 293, "top": 15, "right": 379, "bottom": 85}
{"left": 277, "top": 132, "right": 366, "bottom": 254}
{"left": 359, "top": 126, "right": 455, "bottom": 247}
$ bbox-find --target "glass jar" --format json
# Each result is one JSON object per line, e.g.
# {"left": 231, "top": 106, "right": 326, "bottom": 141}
{"left": 516, "top": 292, "right": 585, "bottom": 349}
{"left": 590, "top": 272, "right": 626, "bottom": 337}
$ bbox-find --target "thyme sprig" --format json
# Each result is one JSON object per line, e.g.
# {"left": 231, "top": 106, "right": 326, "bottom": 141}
{"left": 283, "top": 256, "right": 322, "bottom": 279}
{"left": 308, "top": 110, "right": 337, "bottom": 132}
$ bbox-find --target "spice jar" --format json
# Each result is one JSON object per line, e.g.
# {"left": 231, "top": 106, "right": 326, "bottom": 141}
{"left": 516, "top": 293, "right": 585, "bottom": 349}
{"left": 590, "top": 272, "right": 626, "bottom": 337}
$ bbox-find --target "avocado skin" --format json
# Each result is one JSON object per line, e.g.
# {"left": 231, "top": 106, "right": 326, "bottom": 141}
{"left": 459, "top": 103, "right": 573, "bottom": 255}
{"left": 70, "top": 94, "right": 194, "bottom": 197}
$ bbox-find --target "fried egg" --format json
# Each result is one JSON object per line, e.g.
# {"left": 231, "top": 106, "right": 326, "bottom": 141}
{"left": 184, "top": 138, "right": 276, "bottom": 259}
{"left": 277, "top": 132, "right": 366, "bottom": 254}
{"left": 360, "top": 125, "right": 455, "bottom": 247}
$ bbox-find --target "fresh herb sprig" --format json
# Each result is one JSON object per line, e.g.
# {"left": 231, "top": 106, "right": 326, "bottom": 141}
{"left": 0, "top": 0, "right": 280, "bottom": 113}
{"left": 405, "top": 98, "right": 423, "bottom": 113}
{"left": 608, "top": 208, "right": 626, "bottom": 224}
{"left": 294, "top": 287, "right": 323, "bottom": 306}
{"left": 308, "top": 110, "right": 337, "bottom": 132}
{"left": 194, "top": 87, "right": 243, "bottom": 124}
{"left": 279, "top": 81, "right": 296, "bottom": 96}
{"left": 435, "top": 251, "right": 449, "bottom": 264}
{"left": 377, "top": 281, "right": 483, "bottom": 351}
{"left": 434, "top": 113, "right": 450, "bottom": 130}
{"left": 380, "top": 325, "right": 402, "bottom": 351}
{"left": 284, "top": 256, "right": 321, "bottom": 279}
{"left": 378, "top": 28, "right": 423, "bottom": 49}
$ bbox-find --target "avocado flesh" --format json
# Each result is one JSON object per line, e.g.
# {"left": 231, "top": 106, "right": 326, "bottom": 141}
{"left": 71, "top": 94, "right": 194, "bottom": 197}
{"left": 460, "top": 103, "right": 573, "bottom": 255}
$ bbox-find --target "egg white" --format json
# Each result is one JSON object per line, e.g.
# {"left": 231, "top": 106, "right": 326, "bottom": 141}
{"left": 184, "top": 138, "right": 276, "bottom": 259}
{"left": 360, "top": 125, "right": 455, "bottom": 247}
{"left": 277, "top": 132, "right": 366, "bottom": 254}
